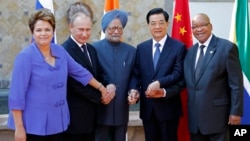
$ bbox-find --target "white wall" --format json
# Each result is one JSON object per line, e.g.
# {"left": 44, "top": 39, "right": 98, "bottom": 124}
{"left": 190, "top": 2, "right": 234, "bottom": 43}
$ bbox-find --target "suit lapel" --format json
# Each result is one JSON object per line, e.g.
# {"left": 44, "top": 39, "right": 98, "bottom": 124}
{"left": 68, "top": 38, "right": 93, "bottom": 73}
{"left": 190, "top": 44, "right": 199, "bottom": 82}
{"left": 144, "top": 40, "right": 155, "bottom": 74}
{"left": 86, "top": 43, "right": 97, "bottom": 75}
{"left": 195, "top": 36, "right": 217, "bottom": 83}
{"left": 153, "top": 38, "right": 172, "bottom": 77}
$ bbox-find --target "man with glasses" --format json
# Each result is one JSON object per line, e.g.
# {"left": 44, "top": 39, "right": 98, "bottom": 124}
{"left": 92, "top": 9, "right": 136, "bottom": 141}
{"left": 184, "top": 13, "right": 243, "bottom": 141}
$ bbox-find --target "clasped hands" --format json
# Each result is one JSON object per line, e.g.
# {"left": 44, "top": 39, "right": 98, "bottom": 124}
{"left": 127, "top": 89, "right": 140, "bottom": 104}
{"left": 145, "top": 81, "right": 164, "bottom": 98}
{"left": 101, "top": 84, "right": 116, "bottom": 105}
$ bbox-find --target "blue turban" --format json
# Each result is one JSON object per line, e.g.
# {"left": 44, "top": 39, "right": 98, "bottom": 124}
{"left": 101, "top": 9, "right": 128, "bottom": 32}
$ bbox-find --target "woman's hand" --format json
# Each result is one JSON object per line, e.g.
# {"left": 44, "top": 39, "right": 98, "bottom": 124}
{"left": 14, "top": 126, "right": 26, "bottom": 141}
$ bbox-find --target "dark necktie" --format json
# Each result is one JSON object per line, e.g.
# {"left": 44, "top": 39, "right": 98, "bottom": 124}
{"left": 81, "top": 44, "right": 92, "bottom": 66}
{"left": 153, "top": 43, "right": 161, "bottom": 69}
{"left": 195, "top": 45, "right": 205, "bottom": 81}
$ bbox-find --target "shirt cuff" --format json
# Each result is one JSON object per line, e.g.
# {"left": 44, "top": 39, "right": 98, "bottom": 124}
{"left": 162, "top": 88, "right": 166, "bottom": 97}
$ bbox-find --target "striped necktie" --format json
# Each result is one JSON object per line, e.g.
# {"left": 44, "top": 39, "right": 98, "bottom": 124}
{"left": 81, "top": 44, "right": 92, "bottom": 67}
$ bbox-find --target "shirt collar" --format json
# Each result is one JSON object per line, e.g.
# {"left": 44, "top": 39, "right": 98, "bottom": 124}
{"left": 153, "top": 34, "right": 167, "bottom": 47}
{"left": 198, "top": 34, "right": 213, "bottom": 47}
{"left": 70, "top": 35, "right": 86, "bottom": 47}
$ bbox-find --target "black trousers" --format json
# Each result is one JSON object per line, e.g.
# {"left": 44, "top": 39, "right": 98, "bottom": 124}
{"left": 26, "top": 133, "right": 63, "bottom": 141}
{"left": 62, "top": 132, "right": 95, "bottom": 141}
{"left": 143, "top": 113, "right": 179, "bottom": 141}
{"left": 190, "top": 128, "right": 229, "bottom": 141}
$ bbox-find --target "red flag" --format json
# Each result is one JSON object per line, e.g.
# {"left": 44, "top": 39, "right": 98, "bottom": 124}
{"left": 101, "top": 0, "right": 120, "bottom": 39}
{"left": 172, "top": 0, "right": 193, "bottom": 141}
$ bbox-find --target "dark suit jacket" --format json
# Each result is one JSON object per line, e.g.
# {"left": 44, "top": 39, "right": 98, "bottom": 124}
{"left": 62, "top": 37, "right": 102, "bottom": 134}
{"left": 184, "top": 35, "right": 243, "bottom": 134}
{"left": 130, "top": 36, "right": 186, "bottom": 121}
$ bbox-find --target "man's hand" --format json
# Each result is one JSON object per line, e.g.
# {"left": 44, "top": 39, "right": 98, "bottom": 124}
{"left": 145, "top": 88, "right": 164, "bottom": 98}
{"left": 101, "top": 84, "right": 116, "bottom": 104}
{"left": 147, "top": 81, "right": 160, "bottom": 90}
{"left": 145, "top": 81, "right": 164, "bottom": 98}
{"left": 228, "top": 115, "right": 241, "bottom": 125}
{"left": 128, "top": 89, "right": 140, "bottom": 104}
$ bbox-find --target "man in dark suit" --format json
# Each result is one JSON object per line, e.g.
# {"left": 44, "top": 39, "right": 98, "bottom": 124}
{"left": 129, "top": 8, "right": 186, "bottom": 141}
{"left": 184, "top": 13, "right": 243, "bottom": 141}
{"left": 62, "top": 2, "right": 113, "bottom": 141}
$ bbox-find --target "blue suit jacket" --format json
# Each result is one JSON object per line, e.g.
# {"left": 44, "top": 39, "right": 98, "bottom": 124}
{"left": 130, "top": 36, "right": 186, "bottom": 121}
{"left": 184, "top": 35, "right": 243, "bottom": 134}
{"left": 92, "top": 39, "right": 136, "bottom": 125}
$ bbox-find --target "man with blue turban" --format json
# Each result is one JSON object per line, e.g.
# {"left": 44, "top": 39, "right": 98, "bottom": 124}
{"left": 92, "top": 9, "right": 138, "bottom": 141}
{"left": 101, "top": 9, "right": 128, "bottom": 33}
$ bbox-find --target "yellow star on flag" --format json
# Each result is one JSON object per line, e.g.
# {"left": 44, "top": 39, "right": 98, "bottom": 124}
{"left": 179, "top": 26, "right": 187, "bottom": 36}
{"left": 174, "top": 13, "right": 182, "bottom": 22}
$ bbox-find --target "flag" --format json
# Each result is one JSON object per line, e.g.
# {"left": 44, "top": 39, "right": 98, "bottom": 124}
{"left": 229, "top": 0, "right": 250, "bottom": 124}
{"left": 35, "top": 0, "right": 57, "bottom": 43}
{"left": 104, "top": 0, "right": 119, "bottom": 12}
{"left": 171, "top": 0, "right": 193, "bottom": 141}
{"left": 101, "top": 0, "right": 120, "bottom": 39}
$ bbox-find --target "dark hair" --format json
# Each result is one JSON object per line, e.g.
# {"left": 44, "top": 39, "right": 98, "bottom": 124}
{"left": 146, "top": 8, "right": 169, "bottom": 24}
{"left": 28, "top": 8, "right": 55, "bottom": 33}
{"left": 66, "top": 1, "right": 93, "bottom": 24}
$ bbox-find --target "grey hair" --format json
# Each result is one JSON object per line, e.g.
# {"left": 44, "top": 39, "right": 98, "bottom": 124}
{"left": 66, "top": 1, "right": 93, "bottom": 24}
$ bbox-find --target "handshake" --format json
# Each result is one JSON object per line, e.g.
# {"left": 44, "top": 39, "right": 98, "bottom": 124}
{"left": 101, "top": 84, "right": 116, "bottom": 105}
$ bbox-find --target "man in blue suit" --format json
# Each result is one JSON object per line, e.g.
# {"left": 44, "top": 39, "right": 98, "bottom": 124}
{"left": 184, "top": 13, "right": 243, "bottom": 141}
{"left": 129, "top": 8, "right": 186, "bottom": 141}
{"left": 92, "top": 9, "right": 136, "bottom": 141}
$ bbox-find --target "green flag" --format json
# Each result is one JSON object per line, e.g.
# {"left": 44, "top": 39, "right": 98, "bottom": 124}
{"left": 229, "top": 0, "right": 250, "bottom": 124}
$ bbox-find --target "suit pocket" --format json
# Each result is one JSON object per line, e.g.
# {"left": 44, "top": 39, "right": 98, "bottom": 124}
{"left": 213, "top": 99, "right": 229, "bottom": 106}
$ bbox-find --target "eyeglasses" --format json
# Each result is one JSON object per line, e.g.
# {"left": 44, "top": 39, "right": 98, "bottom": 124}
{"left": 107, "top": 26, "right": 123, "bottom": 32}
{"left": 191, "top": 23, "right": 210, "bottom": 30}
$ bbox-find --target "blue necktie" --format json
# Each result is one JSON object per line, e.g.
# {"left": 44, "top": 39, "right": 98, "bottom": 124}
{"left": 153, "top": 43, "right": 161, "bottom": 69}
{"left": 195, "top": 45, "right": 205, "bottom": 81}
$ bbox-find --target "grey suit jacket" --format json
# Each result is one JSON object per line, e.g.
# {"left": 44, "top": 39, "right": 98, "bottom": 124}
{"left": 184, "top": 34, "right": 243, "bottom": 134}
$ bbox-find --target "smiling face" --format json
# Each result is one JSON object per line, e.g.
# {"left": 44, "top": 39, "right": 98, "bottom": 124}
{"left": 148, "top": 13, "right": 168, "bottom": 42}
{"left": 191, "top": 13, "right": 213, "bottom": 44}
{"left": 33, "top": 20, "right": 54, "bottom": 47}
{"left": 69, "top": 14, "right": 92, "bottom": 44}
{"left": 105, "top": 18, "right": 123, "bottom": 43}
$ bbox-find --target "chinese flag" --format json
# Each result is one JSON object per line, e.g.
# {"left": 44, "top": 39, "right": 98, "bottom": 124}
{"left": 172, "top": 0, "right": 193, "bottom": 141}
{"left": 101, "top": 0, "right": 120, "bottom": 39}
